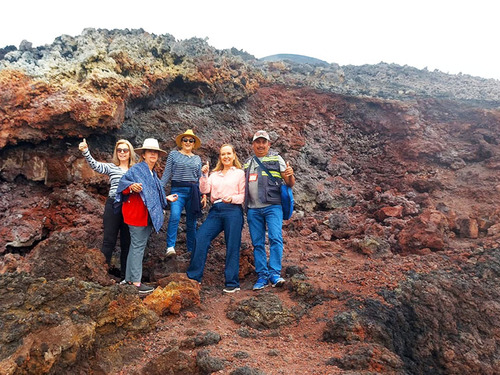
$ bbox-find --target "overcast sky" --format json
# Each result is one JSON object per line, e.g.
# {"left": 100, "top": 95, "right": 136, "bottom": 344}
{"left": 1, "top": 0, "right": 498, "bottom": 80}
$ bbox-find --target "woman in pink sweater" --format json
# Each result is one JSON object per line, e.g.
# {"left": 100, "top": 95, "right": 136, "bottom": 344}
{"left": 186, "top": 144, "right": 245, "bottom": 293}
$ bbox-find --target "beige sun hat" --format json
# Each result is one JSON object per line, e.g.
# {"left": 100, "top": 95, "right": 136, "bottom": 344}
{"left": 135, "top": 138, "right": 167, "bottom": 156}
{"left": 175, "top": 129, "right": 201, "bottom": 149}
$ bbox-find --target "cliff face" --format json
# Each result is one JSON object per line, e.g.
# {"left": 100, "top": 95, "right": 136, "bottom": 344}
{"left": 1, "top": 28, "right": 500, "bottom": 374}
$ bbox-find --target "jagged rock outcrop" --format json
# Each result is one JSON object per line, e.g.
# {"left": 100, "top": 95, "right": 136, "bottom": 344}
{"left": 323, "top": 247, "right": 500, "bottom": 374}
{"left": 144, "top": 273, "right": 201, "bottom": 315}
{"left": 226, "top": 292, "right": 296, "bottom": 330}
{"left": 0, "top": 273, "right": 158, "bottom": 374}
{"left": 0, "top": 28, "right": 265, "bottom": 149}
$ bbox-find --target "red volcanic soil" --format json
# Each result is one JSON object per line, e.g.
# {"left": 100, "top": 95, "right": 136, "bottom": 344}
{"left": 116, "top": 232, "right": 468, "bottom": 375}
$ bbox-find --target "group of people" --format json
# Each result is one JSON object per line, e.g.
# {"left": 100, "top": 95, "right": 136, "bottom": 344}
{"left": 79, "top": 129, "right": 295, "bottom": 295}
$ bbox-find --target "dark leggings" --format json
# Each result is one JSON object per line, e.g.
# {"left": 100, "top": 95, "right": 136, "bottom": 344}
{"left": 102, "top": 197, "right": 130, "bottom": 278}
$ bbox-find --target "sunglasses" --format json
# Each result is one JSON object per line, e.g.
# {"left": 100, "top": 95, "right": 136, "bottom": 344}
{"left": 182, "top": 138, "right": 195, "bottom": 143}
{"left": 116, "top": 148, "right": 130, "bottom": 153}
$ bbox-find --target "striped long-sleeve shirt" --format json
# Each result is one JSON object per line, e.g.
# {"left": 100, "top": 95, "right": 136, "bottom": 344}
{"left": 161, "top": 150, "right": 202, "bottom": 188}
{"left": 82, "top": 149, "right": 126, "bottom": 198}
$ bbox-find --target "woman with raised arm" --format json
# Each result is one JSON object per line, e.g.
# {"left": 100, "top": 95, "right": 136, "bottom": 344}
{"left": 78, "top": 138, "right": 136, "bottom": 280}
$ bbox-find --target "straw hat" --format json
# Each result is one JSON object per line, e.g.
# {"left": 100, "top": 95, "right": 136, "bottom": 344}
{"left": 135, "top": 138, "right": 167, "bottom": 156}
{"left": 175, "top": 129, "right": 201, "bottom": 149}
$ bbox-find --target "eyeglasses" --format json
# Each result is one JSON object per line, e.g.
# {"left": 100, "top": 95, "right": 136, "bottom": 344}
{"left": 182, "top": 138, "right": 195, "bottom": 143}
{"left": 116, "top": 148, "right": 130, "bottom": 153}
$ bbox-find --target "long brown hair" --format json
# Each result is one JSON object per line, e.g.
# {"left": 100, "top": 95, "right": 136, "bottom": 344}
{"left": 213, "top": 144, "right": 242, "bottom": 172}
{"left": 112, "top": 139, "right": 136, "bottom": 167}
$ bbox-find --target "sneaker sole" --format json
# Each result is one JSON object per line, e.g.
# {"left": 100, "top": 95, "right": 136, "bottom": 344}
{"left": 223, "top": 287, "right": 241, "bottom": 293}
{"left": 272, "top": 280, "right": 285, "bottom": 287}
{"left": 138, "top": 289, "right": 155, "bottom": 295}
{"left": 252, "top": 284, "right": 268, "bottom": 291}
{"left": 166, "top": 251, "right": 176, "bottom": 257}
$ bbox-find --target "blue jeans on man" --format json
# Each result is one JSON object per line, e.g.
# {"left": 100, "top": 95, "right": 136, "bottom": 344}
{"left": 247, "top": 204, "right": 283, "bottom": 279}
{"left": 187, "top": 203, "right": 243, "bottom": 288}
{"left": 166, "top": 186, "right": 197, "bottom": 252}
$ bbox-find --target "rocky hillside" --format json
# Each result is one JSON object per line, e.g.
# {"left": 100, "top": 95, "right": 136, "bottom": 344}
{"left": 1, "top": 28, "right": 500, "bottom": 374}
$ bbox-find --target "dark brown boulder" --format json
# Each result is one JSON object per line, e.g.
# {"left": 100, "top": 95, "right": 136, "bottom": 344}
{"left": 22, "top": 233, "right": 112, "bottom": 285}
{"left": 323, "top": 247, "right": 500, "bottom": 374}
{"left": 226, "top": 292, "right": 296, "bottom": 330}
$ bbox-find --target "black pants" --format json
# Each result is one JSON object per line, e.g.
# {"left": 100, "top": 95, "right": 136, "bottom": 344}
{"left": 102, "top": 197, "right": 130, "bottom": 278}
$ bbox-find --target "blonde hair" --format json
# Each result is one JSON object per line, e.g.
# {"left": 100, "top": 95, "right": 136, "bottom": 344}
{"left": 112, "top": 139, "right": 137, "bottom": 167}
{"left": 213, "top": 144, "right": 242, "bottom": 172}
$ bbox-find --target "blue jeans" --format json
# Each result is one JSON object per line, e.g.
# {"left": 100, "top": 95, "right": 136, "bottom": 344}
{"left": 187, "top": 203, "right": 243, "bottom": 287}
{"left": 126, "top": 224, "right": 153, "bottom": 283}
{"left": 166, "top": 186, "right": 197, "bottom": 252}
{"left": 247, "top": 205, "right": 283, "bottom": 279}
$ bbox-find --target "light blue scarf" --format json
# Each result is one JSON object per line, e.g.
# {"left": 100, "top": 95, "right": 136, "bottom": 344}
{"left": 115, "top": 161, "right": 168, "bottom": 232}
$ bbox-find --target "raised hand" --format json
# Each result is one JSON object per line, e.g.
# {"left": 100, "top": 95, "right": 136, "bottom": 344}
{"left": 284, "top": 161, "right": 294, "bottom": 177}
{"left": 202, "top": 160, "right": 210, "bottom": 175}
{"left": 78, "top": 138, "right": 88, "bottom": 152}
{"left": 282, "top": 161, "right": 295, "bottom": 187}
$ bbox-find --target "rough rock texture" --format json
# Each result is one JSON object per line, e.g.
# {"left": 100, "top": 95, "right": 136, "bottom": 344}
{"left": 0, "top": 29, "right": 264, "bottom": 149}
{"left": 0, "top": 273, "right": 158, "bottom": 374}
{"left": 22, "top": 233, "right": 112, "bottom": 285}
{"left": 226, "top": 292, "right": 296, "bottom": 330}
{"left": 140, "top": 346, "right": 201, "bottom": 375}
{"left": 323, "top": 247, "right": 500, "bottom": 374}
{"left": 144, "top": 273, "right": 201, "bottom": 315}
{"left": 1, "top": 28, "right": 500, "bottom": 374}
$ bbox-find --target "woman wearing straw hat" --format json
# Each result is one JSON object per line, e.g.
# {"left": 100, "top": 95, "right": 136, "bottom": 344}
{"left": 161, "top": 129, "right": 203, "bottom": 256}
{"left": 116, "top": 138, "right": 178, "bottom": 295}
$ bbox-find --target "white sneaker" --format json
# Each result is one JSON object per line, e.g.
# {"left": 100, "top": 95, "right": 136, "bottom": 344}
{"left": 223, "top": 286, "right": 240, "bottom": 293}
{"left": 166, "top": 247, "right": 176, "bottom": 257}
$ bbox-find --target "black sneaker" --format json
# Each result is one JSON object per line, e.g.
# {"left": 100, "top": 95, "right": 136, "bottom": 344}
{"left": 136, "top": 283, "right": 155, "bottom": 295}
{"left": 223, "top": 286, "right": 241, "bottom": 293}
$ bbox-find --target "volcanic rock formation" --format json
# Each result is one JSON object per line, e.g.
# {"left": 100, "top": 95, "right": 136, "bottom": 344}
{"left": 1, "top": 28, "right": 500, "bottom": 374}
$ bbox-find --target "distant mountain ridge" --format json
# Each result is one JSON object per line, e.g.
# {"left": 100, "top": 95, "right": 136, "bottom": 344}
{"left": 260, "top": 53, "right": 329, "bottom": 66}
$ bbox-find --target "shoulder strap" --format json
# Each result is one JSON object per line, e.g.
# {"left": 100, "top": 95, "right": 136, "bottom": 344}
{"left": 245, "top": 158, "right": 253, "bottom": 182}
{"left": 253, "top": 156, "right": 279, "bottom": 185}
